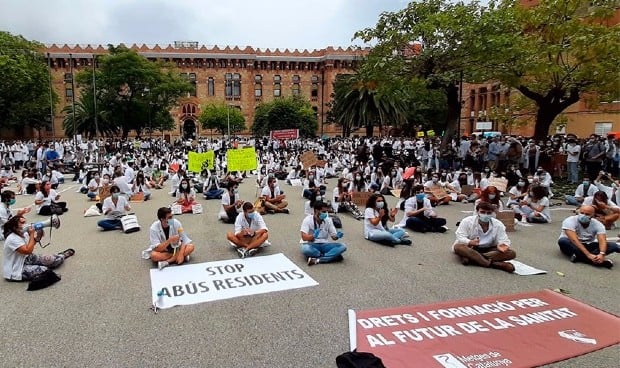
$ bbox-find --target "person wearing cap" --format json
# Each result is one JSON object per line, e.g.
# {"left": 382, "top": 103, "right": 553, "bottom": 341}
{"left": 452, "top": 201, "right": 516, "bottom": 273}
{"left": 557, "top": 205, "right": 618, "bottom": 269}
{"left": 300, "top": 201, "right": 346, "bottom": 266}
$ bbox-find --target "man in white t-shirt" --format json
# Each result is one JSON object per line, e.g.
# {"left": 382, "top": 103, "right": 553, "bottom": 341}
{"left": 565, "top": 139, "right": 581, "bottom": 184}
{"left": 226, "top": 202, "right": 269, "bottom": 258}
{"left": 261, "top": 177, "right": 289, "bottom": 214}
{"left": 300, "top": 201, "right": 346, "bottom": 266}
{"left": 557, "top": 205, "right": 618, "bottom": 268}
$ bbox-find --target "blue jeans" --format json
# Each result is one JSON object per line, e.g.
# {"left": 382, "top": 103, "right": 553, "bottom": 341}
{"left": 558, "top": 238, "right": 620, "bottom": 263}
{"left": 97, "top": 218, "right": 122, "bottom": 231}
{"left": 301, "top": 242, "right": 347, "bottom": 263}
{"left": 204, "top": 188, "right": 224, "bottom": 199}
{"left": 567, "top": 162, "right": 579, "bottom": 184}
{"left": 564, "top": 195, "right": 583, "bottom": 206}
{"left": 516, "top": 205, "right": 549, "bottom": 223}
{"left": 367, "top": 228, "right": 405, "bottom": 246}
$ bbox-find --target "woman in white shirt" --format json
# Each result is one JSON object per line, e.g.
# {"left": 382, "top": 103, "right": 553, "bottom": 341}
{"left": 514, "top": 185, "right": 550, "bottom": 223}
{"left": 363, "top": 193, "right": 411, "bottom": 246}
{"left": 2, "top": 215, "right": 74, "bottom": 281}
{"left": 176, "top": 177, "right": 198, "bottom": 214}
{"left": 34, "top": 181, "right": 67, "bottom": 215}
{"left": 132, "top": 173, "right": 152, "bottom": 201}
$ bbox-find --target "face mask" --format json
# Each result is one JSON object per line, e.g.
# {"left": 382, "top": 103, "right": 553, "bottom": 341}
{"left": 478, "top": 214, "right": 492, "bottom": 223}
{"left": 355, "top": 176, "right": 361, "bottom": 180}
{"left": 94, "top": 175, "right": 100, "bottom": 180}
{"left": 102, "top": 179, "right": 109, "bottom": 184}
{"left": 484, "top": 169, "right": 490, "bottom": 172}
{"left": 308, "top": 175, "right": 314, "bottom": 180}
{"left": 517, "top": 181, "right": 525, "bottom": 187}
{"left": 315, "top": 196, "right": 323, "bottom": 201}
{"left": 529, "top": 192, "right": 534, "bottom": 197}
{"left": 9, "top": 199, "right": 16, "bottom": 206}
{"left": 234, "top": 189, "right": 239, "bottom": 195}
{"left": 376, "top": 201, "right": 385, "bottom": 209}
{"left": 319, "top": 212, "right": 328, "bottom": 220}
{"left": 527, "top": 179, "right": 533, "bottom": 183}
{"left": 488, "top": 194, "right": 496, "bottom": 200}
{"left": 577, "top": 214, "right": 591, "bottom": 225}
{"left": 246, "top": 212, "right": 255, "bottom": 220}
{"left": 432, "top": 178, "right": 438, "bottom": 183}
{"left": 167, "top": 219, "right": 173, "bottom": 226}
{"left": 583, "top": 181, "right": 590, "bottom": 187}
{"left": 391, "top": 171, "right": 396, "bottom": 176}
{"left": 415, "top": 193, "right": 426, "bottom": 201}
{"left": 112, "top": 193, "right": 119, "bottom": 199}
{"left": 181, "top": 184, "right": 188, "bottom": 189}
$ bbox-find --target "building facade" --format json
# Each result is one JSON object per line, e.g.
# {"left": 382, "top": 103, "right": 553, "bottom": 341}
{"left": 38, "top": 43, "right": 366, "bottom": 140}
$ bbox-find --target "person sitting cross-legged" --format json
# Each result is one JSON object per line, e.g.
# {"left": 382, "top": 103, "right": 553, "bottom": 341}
{"left": 300, "top": 201, "right": 347, "bottom": 266}
{"left": 452, "top": 202, "right": 516, "bottom": 273}
{"left": 145, "top": 207, "right": 195, "bottom": 270}
{"left": 97, "top": 185, "right": 131, "bottom": 231}
{"left": 557, "top": 205, "right": 619, "bottom": 269}
{"left": 226, "top": 202, "right": 269, "bottom": 258}
{"left": 261, "top": 177, "right": 289, "bottom": 214}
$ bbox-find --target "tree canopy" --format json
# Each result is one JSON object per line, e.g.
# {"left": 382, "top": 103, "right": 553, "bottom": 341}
{"left": 252, "top": 97, "right": 318, "bottom": 138}
{"left": 198, "top": 103, "right": 246, "bottom": 136}
{"left": 0, "top": 31, "right": 57, "bottom": 133}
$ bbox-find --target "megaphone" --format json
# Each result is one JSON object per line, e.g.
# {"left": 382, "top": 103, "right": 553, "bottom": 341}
{"left": 32, "top": 214, "right": 61, "bottom": 231}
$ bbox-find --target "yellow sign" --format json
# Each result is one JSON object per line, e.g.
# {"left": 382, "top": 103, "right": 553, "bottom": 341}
{"left": 188, "top": 151, "right": 214, "bottom": 173}
{"left": 427, "top": 130, "right": 436, "bottom": 137}
{"left": 227, "top": 147, "right": 258, "bottom": 171}
{"left": 417, "top": 131, "right": 425, "bottom": 137}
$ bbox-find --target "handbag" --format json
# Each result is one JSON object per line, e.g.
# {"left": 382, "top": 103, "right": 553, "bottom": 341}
{"left": 120, "top": 214, "right": 141, "bottom": 234}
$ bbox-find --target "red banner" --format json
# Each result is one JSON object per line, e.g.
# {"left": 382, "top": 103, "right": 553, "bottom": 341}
{"left": 349, "top": 289, "right": 620, "bottom": 368}
{"left": 270, "top": 129, "right": 299, "bottom": 140}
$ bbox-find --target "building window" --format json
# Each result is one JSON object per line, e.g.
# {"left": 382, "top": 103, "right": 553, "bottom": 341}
{"left": 254, "top": 83, "right": 262, "bottom": 97}
{"left": 225, "top": 73, "right": 241, "bottom": 99}
{"left": 64, "top": 73, "right": 73, "bottom": 82}
{"left": 311, "top": 83, "right": 318, "bottom": 99}
{"left": 180, "top": 73, "right": 197, "bottom": 97}
{"left": 595, "top": 122, "right": 613, "bottom": 136}
{"left": 255, "top": 75, "right": 262, "bottom": 83}
{"left": 274, "top": 75, "right": 281, "bottom": 83}
{"left": 292, "top": 83, "right": 300, "bottom": 96}
{"left": 208, "top": 77, "right": 215, "bottom": 96}
{"left": 311, "top": 75, "right": 319, "bottom": 83}
{"left": 274, "top": 83, "right": 281, "bottom": 97}
{"left": 292, "top": 75, "right": 300, "bottom": 83}
{"left": 65, "top": 87, "right": 73, "bottom": 97}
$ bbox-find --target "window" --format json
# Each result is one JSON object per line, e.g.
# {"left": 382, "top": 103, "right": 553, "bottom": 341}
{"left": 311, "top": 75, "right": 319, "bottom": 83}
{"left": 180, "top": 73, "right": 197, "bottom": 97}
{"left": 292, "top": 83, "right": 300, "bottom": 96}
{"left": 64, "top": 73, "right": 73, "bottom": 82}
{"left": 254, "top": 83, "right": 262, "bottom": 97}
{"left": 595, "top": 122, "right": 613, "bottom": 136}
{"left": 274, "top": 75, "right": 281, "bottom": 83}
{"left": 208, "top": 77, "right": 215, "bottom": 96}
{"left": 65, "top": 87, "right": 73, "bottom": 97}
{"left": 311, "top": 83, "right": 318, "bottom": 99}
{"left": 255, "top": 75, "right": 262, "bottom": 83}
{"left": 225, "top": 73, "right": 241, "bottom": 99}
{"left": 292, "top": 75, "right": 300, "bottom": 83}
{"left": 274, "top": 83, "right": 281, "bottom": 97}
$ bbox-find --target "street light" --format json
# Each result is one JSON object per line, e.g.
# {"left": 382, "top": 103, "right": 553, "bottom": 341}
{"left": 227, "top": 104, "right": 230, "bottom": 138}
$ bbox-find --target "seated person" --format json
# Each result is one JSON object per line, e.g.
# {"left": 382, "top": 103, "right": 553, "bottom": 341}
{"left": 132, "top": 173, "right": 152, "bottom": 201}
{"left": 396, "top": 185, "right": 448, "bottom": 233}
{"left": 506, "top": 179, "right": 529, "bottom": 208}
{"left": 203, "top": 171, "right": 224, "bottom": 200}
{"left": 34, "top": 181, "right": 67, "bottom": 215}
{"left": 219, "top": 181, "right": 243, "bottom": 223}
{"left": 175, "top": 177, "right": 198, "bottom": 213}
{"left": 332, "top": 178, "right": 363, "bottom": 220}
{"left": 145, "top": 207, "right": 194, "bottom": 270}
{"left": 452, "top": 202, "right": 516, "bottom": 273}
{"left": 557, "top": 205, "right": 618, "bottom": 268}
{"left": 113, "top": 171, "right": 133, "bottom": 197}
{"left": 226, "top": 202, "right": 269, "bottom": 258}
{"left": 565, "top": 178, "right": 597, "bottom": 206}
{"left": 514, "top": 184, "right": 551, "bottom": 223}
{"left": 18, "top": 169, "right": 40, "bottom": 195}
{"left": 364, "top": 193, "right": 411, "bottom": 246}
{"left": 423, "top": 173, "right": 451, "bottom": 205}
{"left": 300, "top": 201, "right": 346, "bottom": 266}
{"left": 583, "top": 191, "right": 620, "bottom": 230}
{"left": 2, "top": 215, "right": 74, "bottom": 281}
{"left": 0, "top": 190, "right": 31, "bottom": 240}
{"left": 302, "top": 169, "right": 320, "bottom": 199}
{"left": 261, "top": 177, "right": 289, "bottom": 214}
{"left": 474, "top": 186, "right": 504, "bottom": 212}
{"left": 97, "top": 185, "right": 131, "bottom": 231}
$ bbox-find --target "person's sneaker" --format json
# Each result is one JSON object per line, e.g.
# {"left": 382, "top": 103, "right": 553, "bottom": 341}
{"left": 569, "top": 254, "right": 578, "bottom": 263}
{"left": 247, "top": 248, "right": 259, "bottom": 257}
{"left": 158, "top": 261, "right": 169, "bottom": 270}
{"left": 400, "top": 239, "right": 413, "bottom": 246}
{"left": 600, "top": 259, "right": 614, "bottom": 269}
{"left": 281, "top": 208, "right": 290, "bottom": 214}
{"left": 401, "top": 231, "right": 410, "bottom": 238}
{"left": 333, "top": 255, "right": 344, "bottom": 262}
{"left": 259, "top": 240, "right": 272, "bottom": 248}
{"left": 461, "top": 199, "right": 469, "bottom": 204}
{"left": 460, "top": 257, "right": 470, "bottom": 266}
{"left": 490, "top": 261, "right": 515, "bottom": 273}
{"left": 237, "top": 247, "right": 247, "bottom": 259}
{"left": 185, "top": 255, "right": 191, "bottom": 263}
{"left": 307, "top": 257, "right": 319, "bottom": 266}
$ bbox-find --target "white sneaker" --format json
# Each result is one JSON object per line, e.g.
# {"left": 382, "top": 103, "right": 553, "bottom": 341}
{"left": 237, "top": 247, "right": 247, "bottom": 259}
{"left": 259, "top": 240, "right": 272, "bottom": 248}
{"left": 158, "top": 261, "right": 169, "bottom": 270}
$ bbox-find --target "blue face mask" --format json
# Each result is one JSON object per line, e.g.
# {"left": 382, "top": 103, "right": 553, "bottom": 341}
{"left": 577, "top": 214, "right": 591, "bottom": 225}
{"left": 167, "top": 219, "right": 173, "bottom": 226}
{"left": 478, "top": 214, "right": 492, "bottom": 223}
{"left": 247, "top": 212, "right": 255, "bottom": 220}
{"left": 376, "top": 201, "right": 385, "bottom": 209}
{"left": 9, "top": 198, "right": 16, "bottom": 206}
{"left": 415, "top": 193, "right": 426, "bottom": 201}
{"left": 319, "top": 212, "right": 328, "bottom": 221}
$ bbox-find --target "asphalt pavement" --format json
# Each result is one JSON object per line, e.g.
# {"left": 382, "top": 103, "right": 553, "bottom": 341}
{"left": 0, "top": 176, "right": 618, "bottom": 368}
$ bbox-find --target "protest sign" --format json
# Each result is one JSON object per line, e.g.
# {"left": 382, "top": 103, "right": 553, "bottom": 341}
{"left": 300, "top": 151, "right": 318, "bottom": 169}
{"left": 417, "top": 131, "right": 425, "bottom": 137}
{"left": 227, "top": 147, "right": 257, "bottom": 171}
{"left": 270, "top": 129, "right": 299, "bottom": 140}
{"left": 427, "top": 130, "right": 436, "bottom": 137}
{"left": 348, "top": 289, "right": 620, "bottom": 368}
{"left": 187, "top": 151, "right": 214, "bottom": 173}
{"left": 351, "top": 191, "right": 373, "bottom": 207}
{"left": 150, "top": 253, "right": 318, "bottom": 309}
{"left": 488, "top": 177, "right": 508, "bottom": 192}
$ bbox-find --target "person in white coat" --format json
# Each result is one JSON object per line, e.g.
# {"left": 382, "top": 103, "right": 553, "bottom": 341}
{"left": 145, "top": 207, "right": 194, "bottom": 270}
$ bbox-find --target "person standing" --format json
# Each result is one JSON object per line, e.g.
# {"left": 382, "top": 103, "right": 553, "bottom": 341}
{"left": 564, "top": 138, "right": 581, "bottom": 184}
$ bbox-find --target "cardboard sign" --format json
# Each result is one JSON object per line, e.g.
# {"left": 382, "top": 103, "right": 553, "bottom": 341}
{"left": 227, "top": 147, "right": 258, "bottom": 171}
{"left": 351, "top": 191, "right": 373, "bottom": 207}
{"left": 300, "top": 151, "right": 318, "bottom": 169}
{"left": 430, "top": 188, "right": 450, "bottom": 200}
{"left": 348, "top": 289, "right": 620, "bottom": 368}
{"left": 488, "top": 177, "right": 508, "bottom": 192}
{"left": 461, "top": 185, "right": 475, "bottom": 196}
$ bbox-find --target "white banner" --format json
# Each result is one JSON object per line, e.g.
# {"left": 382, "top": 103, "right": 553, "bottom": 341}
{"left": 150, "top": 253, "right": 318, "bottom": 309}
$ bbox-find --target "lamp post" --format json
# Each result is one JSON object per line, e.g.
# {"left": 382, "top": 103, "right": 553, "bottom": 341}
{"left": 227, "top": 104, "right": 230, "bottom": 138}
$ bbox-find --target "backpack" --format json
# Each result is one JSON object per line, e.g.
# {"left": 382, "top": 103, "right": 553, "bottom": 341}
{"left": 336, "top": 351, "right": 386, "bottom": 368}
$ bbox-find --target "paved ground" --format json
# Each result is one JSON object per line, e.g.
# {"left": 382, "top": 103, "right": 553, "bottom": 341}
{"left": 0, "top": 176, "right": 618, "bottom": 368}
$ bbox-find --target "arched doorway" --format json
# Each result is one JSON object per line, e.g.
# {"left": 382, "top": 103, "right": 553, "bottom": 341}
{"left": 183, "top": 119, "right": 196, "bottom": 140}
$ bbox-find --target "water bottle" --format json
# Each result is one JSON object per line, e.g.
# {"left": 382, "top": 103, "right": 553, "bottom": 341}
{"left": 156, "top": 289, "right": 165, "bottom": 307}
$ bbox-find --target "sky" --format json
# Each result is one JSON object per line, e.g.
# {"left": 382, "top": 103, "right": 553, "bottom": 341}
{"left": 0, "top": 0, "right": 409, "bottom": 50}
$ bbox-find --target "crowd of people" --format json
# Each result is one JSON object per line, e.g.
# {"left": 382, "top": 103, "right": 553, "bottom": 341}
{"left": 1, "top": 132, "right": 619, "bottom": 284}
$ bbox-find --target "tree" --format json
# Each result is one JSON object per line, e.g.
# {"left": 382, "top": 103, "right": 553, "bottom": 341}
{"left": 252, "top": 97, "right": 318, "bottom": 137}
{"left": 483, "top": 0, "right": 620, "bottom": 138}
{"left": 198, "top": 103, "right": 246, "bottom": 136}
{"left": 62, "top": 90, "right": 118, "bottom": 138}
{"left": 355, "top": 0, "right": 490, "bottom": 144}
{"left": 0, "top": 31, "right": 57, "bottom": 133}
{"left": 75, "top": 45, "right": 192, "bottom": 138}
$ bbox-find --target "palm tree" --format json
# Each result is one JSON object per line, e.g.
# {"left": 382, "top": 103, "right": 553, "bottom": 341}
{"left": 62, "top": 91, "right": 119, "bottom": 138}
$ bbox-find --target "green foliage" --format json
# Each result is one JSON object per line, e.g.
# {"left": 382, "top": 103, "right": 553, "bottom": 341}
{"left": 74, "top": 45, "right": 192, "bottom": 138}
{"left": 252, "top": 97, "right": 318, "bottom": 138}
{"left": 62, "top": 90, "right": 119, "bottom": 139}
{"left": 0, "top": 31, "right": 57, "bottom": 131}
{"left": 198, "top": 103, "right": 246, "bottom": 135}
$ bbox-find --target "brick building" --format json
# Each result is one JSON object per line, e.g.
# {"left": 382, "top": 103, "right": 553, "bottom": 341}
{"left": 39, "top": 42, "right": 366, "bottom": 140}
